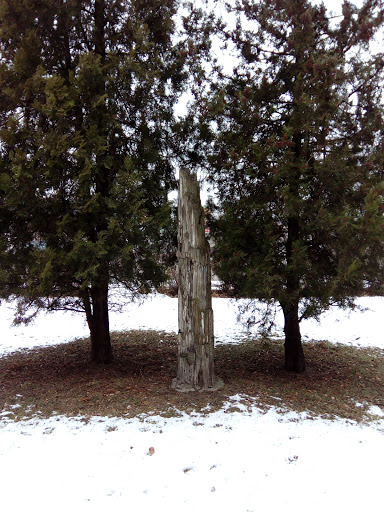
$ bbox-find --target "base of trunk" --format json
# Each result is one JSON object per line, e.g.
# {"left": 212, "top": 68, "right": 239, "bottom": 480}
{"left": 283, "top": 302, "right": 306, "bottom": 373}
{"left": 171, "top": 376, "right": 224, "bottom": 393}
{"left": 284, "top": 344, "right": 306, "bottom": 373}
{"left": 91, "top": 344, "right": 113, "bottom": 364}
{"left": 90, "top": 327, "right": 113, "bottom": 364}
{"left": 86, "top": 284, "right": 113, "bottom": 364}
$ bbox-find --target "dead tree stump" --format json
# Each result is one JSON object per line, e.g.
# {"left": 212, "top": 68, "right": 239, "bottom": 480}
{"left": 172, "top": 168, "right": 223, "bottom": 392}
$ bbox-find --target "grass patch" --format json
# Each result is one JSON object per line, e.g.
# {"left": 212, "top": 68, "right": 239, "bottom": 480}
{"left": 0, "top": 330, "right": 383, "bottom": 423}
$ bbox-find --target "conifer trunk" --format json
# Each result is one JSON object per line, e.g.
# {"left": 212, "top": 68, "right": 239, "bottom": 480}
{"left": 82, "top": 0, "right": 112, "bottom": 364}
{"left": 283, "top": 131, "right": 306, "bottom": 373}
{"left": 83, "top": 283, "right": 112, "bottom": 364}
{"left": 173, "top": 168, "right": 223, "bottom": 392}
{"left": 282, "top": 301, "right": 306, "bottom": 372}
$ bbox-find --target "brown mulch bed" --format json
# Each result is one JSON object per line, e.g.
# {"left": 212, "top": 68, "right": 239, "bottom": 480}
{"left": 1, "top": 330, "right": 383, "bottom": 423}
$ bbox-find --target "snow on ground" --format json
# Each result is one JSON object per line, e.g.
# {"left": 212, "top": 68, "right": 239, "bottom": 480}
{"left": 1, "top": 293, "right": 384, "bottom": 355}
{"left": 1, "top": 401, "right": 383, "bottom": 512}
{"left": 1, "top": 293, "right": 384, "bottom": 511}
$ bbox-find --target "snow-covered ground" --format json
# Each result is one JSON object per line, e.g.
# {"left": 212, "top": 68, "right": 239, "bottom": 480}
{"left": 1, "top": 293, "right": 384, "bottom": 511}
{"left": 1, "top": 293, "right": 384, "bottom": 355}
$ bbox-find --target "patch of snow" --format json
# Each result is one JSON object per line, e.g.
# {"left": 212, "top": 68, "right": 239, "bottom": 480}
{"left": 2, "top": 293, "right": 384, "bottom": 356}
{"left": 367, "top": 406, "right": 384, "bottom": 418}
{"left": 0, "top": 399, "right": 383, "bottom": 511}
{"left": 1, "top": 290, "right": 384, "bottom": 510}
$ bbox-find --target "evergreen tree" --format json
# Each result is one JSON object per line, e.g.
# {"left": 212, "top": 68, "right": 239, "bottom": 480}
{"left": 0, "top": 0, "right": 187, "bottom": 362}
{"left": 205, "top": 0, "right": 384, "bottom": 371}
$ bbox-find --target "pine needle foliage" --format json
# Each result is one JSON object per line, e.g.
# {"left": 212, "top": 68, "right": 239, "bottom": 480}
{"left": 204, "top": 0, "right": 384, "bottom": 371}
{"left": 0, "top": 0, "right": 191, "bottom": 362}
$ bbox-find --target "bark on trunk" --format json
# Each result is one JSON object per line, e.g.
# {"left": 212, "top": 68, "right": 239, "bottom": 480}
{"left": 81, "top": 0, "right": 112, "bottom": 364}
{"left": 173, "top": 168, "right": 223, "bottom": 392}
{"left": 84, "top": 284, "right": 112, "bottom": 364}
{"left": 282, "top": 301, "right": 306, "bottom": 373}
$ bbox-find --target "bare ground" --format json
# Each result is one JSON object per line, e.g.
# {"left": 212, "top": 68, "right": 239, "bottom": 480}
{"left": 1, "top": 330, "right": 383, "bottom": 423}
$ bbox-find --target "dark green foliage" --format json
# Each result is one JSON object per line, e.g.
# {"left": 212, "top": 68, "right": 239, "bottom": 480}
{"left": 0, "top": 0, "right": 187, "bottom": 361}
{"left": 205, "top": 0, "right": 384, "bottom": 371}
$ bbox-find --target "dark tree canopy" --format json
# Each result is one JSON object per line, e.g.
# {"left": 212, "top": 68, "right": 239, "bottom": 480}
{"left": 0, "top": 0, "right": 191, "bottom": 362}
{"left": 204, "top": 0, "right": 384, "bottom": 371}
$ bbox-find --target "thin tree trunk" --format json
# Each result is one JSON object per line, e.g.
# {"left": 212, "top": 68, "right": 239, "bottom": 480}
{"left": 94, "top": 0, "right": 106, "bottom": 60}
{"left": 80, "top": 0, "right": 112, "bottom": 364}
{"left": 173, "top": 168, "right": 223, "bottom": 391}
{"left": 282, "top": 301, "right": 306, "bottom": 372}
{"left": 283, "top": 128, "right": 306, "bottom": 372}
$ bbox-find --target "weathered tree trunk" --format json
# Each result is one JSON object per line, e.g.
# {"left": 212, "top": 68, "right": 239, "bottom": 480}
{"left": 282, "top": 301, "right": 306, "bottom": 373}
{"left": 173, "top": 168, "right": 223, "bottom": 392}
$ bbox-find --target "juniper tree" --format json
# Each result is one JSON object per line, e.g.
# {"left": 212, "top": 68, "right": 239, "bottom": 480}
{"left": 0, "top": 0, "right": 190, "bottom": 362}
{"left": 205, "top": 0, "right": 384, "bottom": 371}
